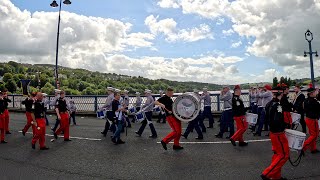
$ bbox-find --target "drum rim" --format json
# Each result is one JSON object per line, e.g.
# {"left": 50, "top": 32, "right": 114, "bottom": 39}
{"left": 285, "top": 129, "right": 306, "bottom": 137}
{"left": 172, "top": 93, "right": 200, "bottom": 122}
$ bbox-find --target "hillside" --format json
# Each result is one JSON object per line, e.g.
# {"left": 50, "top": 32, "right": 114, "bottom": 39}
{"left": 0, "top": 61, "right": 227, "bottom": 95}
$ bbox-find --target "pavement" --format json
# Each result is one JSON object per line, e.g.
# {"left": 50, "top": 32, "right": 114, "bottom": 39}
{"left": 0, "top": 113, "right": 320, "bottom": 180}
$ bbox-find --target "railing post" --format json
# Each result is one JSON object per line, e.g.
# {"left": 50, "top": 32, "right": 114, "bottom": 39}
{"left": 217, "top": 94, "right": 220, "bottom": 111}
{"left": 94, "top": 96, "right": 98, "bottom": 112}
{"left": 12, "top": 95, "right": 15, "bottom": 108}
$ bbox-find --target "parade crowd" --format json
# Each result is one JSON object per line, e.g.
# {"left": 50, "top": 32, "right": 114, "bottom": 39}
{"left": 0, "top": 82, "right": 319, "bottom": 180}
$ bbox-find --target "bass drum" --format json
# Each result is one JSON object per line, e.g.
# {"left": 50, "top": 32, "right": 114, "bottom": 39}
{"left": 173, "top": 93, "right": 201, "bottom": 122}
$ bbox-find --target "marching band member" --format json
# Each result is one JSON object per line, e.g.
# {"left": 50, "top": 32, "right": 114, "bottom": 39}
{"left": 100, "top": 87, "right": 115, "bottom": 136}
{"left": 200, "top": 87, "right": 214, "bottom": 128}
{"left": 132, "top": 92, "right": 142, "bottom": 123}
{"left": 42, "top": 93, "right": 50, "bottom": 126}
{"left": 251, "top": 86, "right": 263, "bottom": 132}
{"left": 280, "top": 84, "right": 293, "bottom": 128}
{"left": 249, "top": 87, "right": 258, "bottom": 114}
{"left": 230, "top": 85, "right": 248, "bottom": 147}
{"left": 21, "top": 92, "right": 36, "bottom": 136}
{"left": 68, "top": 100, "right": 77, "bottom": 125}
{"left": 111, "top": 92, "right": 126, "bottom": 144}
{"left": 51, "top": 89, "right": 61, "bottom": 132}
{"left": 157, "top": 90, "right": 166, "bottom": 123}
{"left": 254, "top": 84, "right": 273, "bottom": 136}
{"left": 123, "top": 90, "right": 131, "bottom": 128}
{"left": 3, "top": 90, "right": 12, "bottom": 134}
{"left": 0, "top": 92, "right": 7, "bottom": 143}
{"left": 135, "top": 89, "right": 157, "bottom": 138}
{"left": 156, "top": 88, "right": 183, "bottom": 150}
{"left": 261, "top": 86, "right": 289, "bottom": 180}
{"left": 293, "top": 84, "right": 306, "bottom": 133}
{"left": 215, "top": 86, "right": 234, "bottom": 139}
{"left": 302, "top": 85, "right": 320, "bottom": 154}
{"left": 31, "top": 92, "right": 49, "bottom": 150}
{"left": 53, "top": 91, "right": 71, "bottom": 141}
{"left": 182, "top": 89, "right": 203, "bottom": 140}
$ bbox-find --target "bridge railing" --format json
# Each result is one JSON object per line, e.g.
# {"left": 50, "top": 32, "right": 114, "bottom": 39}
{"left": 6, "top": 92, "right": 252, "bottom": 112}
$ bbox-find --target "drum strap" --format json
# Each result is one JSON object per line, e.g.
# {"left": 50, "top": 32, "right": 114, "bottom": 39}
{"left": 289, "top": 151, "right": 304, "bottom": 167}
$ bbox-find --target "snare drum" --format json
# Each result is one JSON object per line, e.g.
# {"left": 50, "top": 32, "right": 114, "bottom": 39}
{"left": 135, "top": 112, "right": 145, "bottom": 123}
{"left": 285, "top": 129, "right": 306, "bottom": 151}
{"left": 153, "top": 106, "right": 161, "bottom": 113}
{"left": 290, "top": 112, "right": 301, "bottom": 124}
{"left": 173, "top": 93, "right": 201, "bottom": 122}
{"left": 246, "top": 112, "right": 258, "bottom": 125}
{"left": 96, "top": 110, "right": 106, "bottom": 119}
{"left": 128, "top": 107, "right": 136, "bottom": 114}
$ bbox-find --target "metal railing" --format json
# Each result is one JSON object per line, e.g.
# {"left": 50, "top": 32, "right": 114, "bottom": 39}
{"left": 7, "top": 90, "right": 305, "bottom": 113}
{"left": 6, "top": 92, "right": 251, "bottom": 112}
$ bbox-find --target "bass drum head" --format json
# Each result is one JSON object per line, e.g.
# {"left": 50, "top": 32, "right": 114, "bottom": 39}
{"left": 173, "top": 93, "right": 200, "bottom": 122}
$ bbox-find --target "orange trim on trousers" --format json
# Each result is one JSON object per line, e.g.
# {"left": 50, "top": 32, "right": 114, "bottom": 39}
{"left": 55, "top": 113, "right": 70, "bottom": 139}
{"left": 23, "top": 112, "right": 36, "bottom": 134}
{"left": 262, "top": 132, "right": 289, "bottom": 179}
{"left": 303, "top": 118, "right": 319, "bottom": 152}
{"left": 31, "top": 118, "right": 46, "bottom": 148}
{"left": 0, "top": 114, "right": 5, "bottom": 141}
{"left": 4, "top": 109, "right": 9, "bottom": 132}
{"left": 162, "top": 115, "right": 182, "bottom": 146}
{"left": 231, "top": 116, "right": 248, "bottom": 142}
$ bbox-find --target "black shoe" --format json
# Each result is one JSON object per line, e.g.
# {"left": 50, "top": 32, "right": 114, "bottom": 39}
{"left": 111, "top": 138, "right": 117, "bottom": 144}
{"left": 156, "top": 120, "right": 160, "bottom": 123}
{"left": 135, "top": 131, "right": 141, "bottom": 137}
{"left": 239, "top": 142, "right": 248, "bottom": 146}
{"left": 279, "top": 177, "right": 287, "bottom": 180}
{"left": 22, "top": 130, "right": 26, "bottom": 136}
{"left": 127, "top": 124, "right": 132, "bottom": 128}
{"left": 182, "top": 134, "right": 188, "bottom": 139}
{"left": 64, "top": 139, "right": 72, "bottom": 141}
{"left": 117, "top": 139, "right": 125, "bottom": 144}
{"left": 301, "top": 150, "right": 305, "bottom": 157}
{"left": 195, "top": 137, "right": 203, "bottom": 140}
{"left": 202, "top": 130, "right": 207, "bottom": 133}
{"left": 1, "top": 140, "right": 8, "bottom": 144}
{"left": 40, "top": 147, "right": 49, "bottom": 150}
{"left": 6, "top": 131, "right": 11, "bottom": 134}
{"left": 149, "top": 135, "right": 157, "bottom": 138}
{"left": 101, "top": 131, "right": 107, "bottom": 137}
{"left": 265, "top": 133, "right": 269, "bottom": 137}
{"left": 253, "top": 133, "right": 261, "bottom": 136}
{"left": 215, "top": 134, "right": 223, "bottom": 138}
{"left": 32, "top": 143, "right": 35, "bottom": 149}
{"left": 230, "top": 138, "right": 236, "bottom": 146}
{"left": 260, "top": 174, "right": 270, "bottom": 180}
{"left": 161, "top": 140, "right": 167, "bottom": 150}
{"left": 225, "top": 136, "right": 231, "bottom": 139}
{"left": 173, "top": 145, "right": 184, "bottom": 150}
{"left": 54, "top": 133, "right": 58, "bottom": 139}
{"left": 162, "top": 121, "right": 166, "bottom": 123}
{"left": 311, "top": 149, "right": 320, "bottom": 154}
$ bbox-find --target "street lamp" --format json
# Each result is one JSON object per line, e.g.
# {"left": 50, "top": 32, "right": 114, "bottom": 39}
{"left": 304, "top": 29, "right": 319, "bottom": 88}
{"left": 36, "top": 71, "right": 41, "bottom": 90}
{"left": 50, "top": 0, "right": 72, "bottom": 89}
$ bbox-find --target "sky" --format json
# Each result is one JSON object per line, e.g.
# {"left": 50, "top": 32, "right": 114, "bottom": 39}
{"left": 1, "top": 0, "right": 320, "bottom": 84}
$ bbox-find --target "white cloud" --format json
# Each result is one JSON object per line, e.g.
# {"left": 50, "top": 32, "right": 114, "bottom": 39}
{"left": 0, "top": 0, "right": 156, "bottom": 66}
{"left": 216, "top": 18, "right": 225, "bottom": 25}
{"left": 222, "top": 29, "right": 234, "bottom": 36}
{"left": 145, "top": 15, "right": 213, "bottom": 42}
{"left": 231, "top": 41, "right": 242, "bottom": 48}
{"left": 157, "top": 0, "right": 180, "bottom": 8}
{"left": 157, "top": 0, "right": 320, "bottom": 80}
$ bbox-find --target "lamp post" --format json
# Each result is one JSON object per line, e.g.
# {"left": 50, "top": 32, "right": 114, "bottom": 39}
{"left": 304, "top": 29, "right": 319, "bottom": 88}
{"left": 36, "top": 71, "right": 41, "bottom": 90}
{"left": 50, "top": 0, "right": 72, "bottom": 89}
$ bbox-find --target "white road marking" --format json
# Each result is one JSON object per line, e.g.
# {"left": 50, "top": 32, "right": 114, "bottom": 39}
{"left": 157, "top": 139, "right": 271, "bottom": 144}
{"left": 18, "top": 131, "right": 102, "bottom": 141}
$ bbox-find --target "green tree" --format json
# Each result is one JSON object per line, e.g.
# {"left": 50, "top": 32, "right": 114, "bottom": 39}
{"left": 5, "top": 79, "right": 17, "bottom": 93}
{"left": 3, "top": 73, "right": 13, "bottom": 83}
{"left": 272, "top": 77, "right": 278, "bottom": 87}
